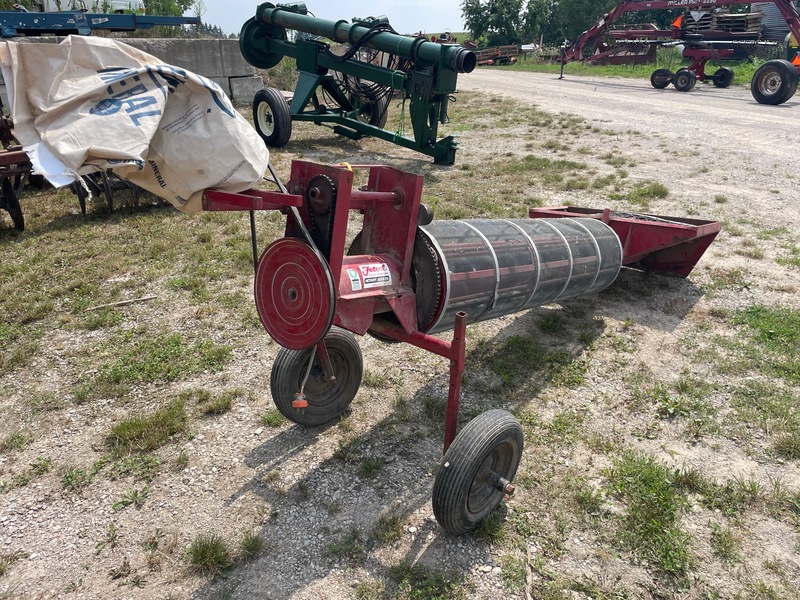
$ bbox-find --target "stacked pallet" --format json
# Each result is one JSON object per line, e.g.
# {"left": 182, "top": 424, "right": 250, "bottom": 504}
{"left": 683, "top": 11, "right": 714, "bottom": 32}
{"left": 712, "top": 12, "right": 762, "bottom": 34}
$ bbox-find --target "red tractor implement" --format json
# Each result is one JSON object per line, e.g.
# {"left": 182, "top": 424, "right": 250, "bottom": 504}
{"left": 561, "top": 0, "right": 800, "bottom": 104}
{"left": 202, "top": 160, "right": 720, "bottom": 534}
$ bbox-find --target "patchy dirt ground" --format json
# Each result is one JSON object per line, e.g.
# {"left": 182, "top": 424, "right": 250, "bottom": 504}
{"left": 2, "top": 69, "right": 800, "bottom": 599}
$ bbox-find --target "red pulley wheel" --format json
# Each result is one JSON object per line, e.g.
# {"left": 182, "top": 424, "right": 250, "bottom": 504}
{"left": 254, "top": 237, "right": 335, "bottom": 350}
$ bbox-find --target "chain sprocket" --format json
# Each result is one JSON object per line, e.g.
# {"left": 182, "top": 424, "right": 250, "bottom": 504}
{"left": 306, "top": 174, "right": 337, "bottom": 257}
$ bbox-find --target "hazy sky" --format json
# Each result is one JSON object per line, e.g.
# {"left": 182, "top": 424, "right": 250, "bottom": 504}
{"left": 202, "top": 0, "right": 466, "bottom": 37}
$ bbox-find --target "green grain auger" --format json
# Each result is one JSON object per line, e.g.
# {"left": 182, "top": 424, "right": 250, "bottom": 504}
{"left": 239, "top": 2, "right": 476, "bottom": 165}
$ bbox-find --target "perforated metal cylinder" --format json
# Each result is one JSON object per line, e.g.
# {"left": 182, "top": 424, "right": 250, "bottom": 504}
{"left": 419, "top": 218, "right": 622, "bottom": 333}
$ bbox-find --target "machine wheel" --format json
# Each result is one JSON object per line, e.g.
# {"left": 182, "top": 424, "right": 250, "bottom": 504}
{"left": 751, "top": 59, "right": 799, "bottom": 105}
{"left": 352, "top": 91, "right": 390, "bottom": 129}
{"left": 650, "top": 68, "right": 673, "bottom": 89}
{"left": 253, "top": 87, "right": 292, "bottom": 147}
{"left": 712, "top": 67, "right": 734, "bottom": 88}
{"left": 432, "top": 410, "right": 524, "bottom": 535}
{"left": 673, "top": 69, "right": 697, "bottom": 92}
{"left": 270, "top": 327, "right": 363, "bottom": 427}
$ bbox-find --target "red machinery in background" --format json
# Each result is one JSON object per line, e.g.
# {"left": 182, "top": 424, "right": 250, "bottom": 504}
{"left": 203, "top": 160, "right": 720, "bottom": 534}
{"left": 561, "top": 0, "right": 800, "bottom": 103}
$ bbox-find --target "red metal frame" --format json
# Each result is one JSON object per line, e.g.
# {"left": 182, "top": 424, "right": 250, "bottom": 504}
{"left": 563, "top": 0, "right": 800, "bottom": 72}
{"left": 203, "top": 161, "right": 721, "bottom": 451}
{"left": 202, "top": 162, "right": 470, "bottom": 450}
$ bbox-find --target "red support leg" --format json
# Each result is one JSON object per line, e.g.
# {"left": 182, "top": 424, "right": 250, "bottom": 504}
{"left": 444, "top": 312, "right": 468, "bottom": 452}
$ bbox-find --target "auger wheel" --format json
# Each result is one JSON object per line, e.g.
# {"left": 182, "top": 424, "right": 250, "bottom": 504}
{"left": 270, "top": 327, "right": 363, "bottom": 426}
{"left": 432, "top": 410, "right": 524, "bottom": 534}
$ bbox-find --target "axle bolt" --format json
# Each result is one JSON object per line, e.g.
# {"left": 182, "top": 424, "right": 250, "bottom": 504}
{"left": 493, "top": 476, "right": 515, "bottom": 496}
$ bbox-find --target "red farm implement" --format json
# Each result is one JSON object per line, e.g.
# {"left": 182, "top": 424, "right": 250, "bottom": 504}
{"left": 473, "top": 45, "right": 520, "bottom": 66}
{"left": 561, "top": 0, "right": 800, "bottom": 104}
{"left": 202, "top": 160, "right": 720, "bottom": 535}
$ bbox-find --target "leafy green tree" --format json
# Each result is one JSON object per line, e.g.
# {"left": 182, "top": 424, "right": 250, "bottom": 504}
{"left": 544, "top": 0, "right": 618, "bottom": 45}
{"left": 144, "top": 0, "right": 193, "bottom": 16}
{"left": 521, "top": 0, "right": 551, "bottom": 43}
{"left": 462, "top": 0, "right": 549, "bottom": 46}
{"left": 0, "top": 0, "right": 35, "bottom": 9}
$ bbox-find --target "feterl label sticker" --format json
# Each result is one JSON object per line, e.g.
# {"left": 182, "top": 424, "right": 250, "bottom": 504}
{"left": 359, "top": 263, "right": 391, "bottom": 288}
{"left": 346, "top": 268, "right": 362, "bottom": 291}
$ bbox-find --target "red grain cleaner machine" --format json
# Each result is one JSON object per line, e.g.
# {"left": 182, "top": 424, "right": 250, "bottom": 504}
{"left": 203, "top": 161, "right": 720, "bottom": 534}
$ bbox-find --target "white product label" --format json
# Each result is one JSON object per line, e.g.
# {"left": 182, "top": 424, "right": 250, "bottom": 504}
{"left": 346, "top": 268, "right": 362, "bottom": 291}
{"left": 359, "top": 263, "right": 391, "bottom": 288}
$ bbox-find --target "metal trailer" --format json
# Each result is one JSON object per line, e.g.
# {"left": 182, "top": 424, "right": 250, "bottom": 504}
{"left": 239, "top": 2, "right": 476, "bottom": 165}
{"left": 201, "top": 159, "right": 720, "bottom": 534}
{"left": 561, "top": 0, "right": 800, "bottom": 104}
{"left": 473, "top": 45, "right": 520, "bottom": 66}
{"left": 0, "top": 11, "right": 199, "bottom": 38}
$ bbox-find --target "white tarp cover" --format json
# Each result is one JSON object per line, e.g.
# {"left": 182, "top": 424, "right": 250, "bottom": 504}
{"left": 0, "top": 35, "right": 268, "bottom": 213}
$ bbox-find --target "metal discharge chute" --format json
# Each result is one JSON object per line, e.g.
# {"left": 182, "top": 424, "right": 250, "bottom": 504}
{"left": 239, "top": 2, "right": 476, "bottom": 164}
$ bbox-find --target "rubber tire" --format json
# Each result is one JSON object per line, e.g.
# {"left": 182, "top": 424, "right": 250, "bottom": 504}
{"left": 432, "top": 409, "right": 524, "bottom": 535}
{"left": 751, "top": 59, "right": 799, "bottom": 105}
{"left": 270, "top": 327, "right": 363, "bottom": 426}
{"left": 650, "top": 68, "right": 673, "bottom": 89}
{"left": 712, "top": 67, "right": 734, "bottom": 88}
{"left": 353, "top": 91, "right": 389, "bottom": 129}
{"left": 673, "top": 69, "right": 697, "bottom": 92}
{"left": 253, "top": 87, "right": 292, "bottom": 147}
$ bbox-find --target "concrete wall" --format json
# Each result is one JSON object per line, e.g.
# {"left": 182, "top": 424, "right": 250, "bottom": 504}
{"left": 0, "top": 37, "right": 264, "bottom": 110}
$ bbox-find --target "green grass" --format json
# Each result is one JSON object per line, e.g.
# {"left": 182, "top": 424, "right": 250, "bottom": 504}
{"left": 103, "top": 453, "right": 163, "bottom": 482}
{"left": 326, "top": 528, "right": 366, "bottom": 565}
{"left": 188, "top": 533, "right": 231, "bottom": 577}
{"left": 777, "top": 245, "right": 800, "bottom": 268}
{"left": 187, "top": 387, "right": 243, "bottom": 416}
{"left": 99, "top": 332, "right": 232, "bottom": 385}
{"left": 372, "top": 512, "right": 404, "bottom": 545}
{"left": 731, "top": 380, "right": 800, "bottom": 459}
{"left": 107, "top": 399, "right": 188, "bottom": 454}
{"left": 261, "top": 408, "right": 286, "bottom": 427}
{"left": 500, "top": 554, "right": 528, "bottom": 593}
{"left": 732, "top": 305, "right": 800, "bottom": 383}
{"left": 388, "top": 562, "right": 466, "bottom": 599}
{"left": 621, "top": 180, "right": 669, "bottom": 207}
{"left": 604, "top": 451, "right": 692, "bottom": 578}
{"left": 62, "top": 467, "right": 93, "bottom": 492}
{"left": 710, "top": 523, "right": 740, "bottom": 563}
{"left": 112, "top": 486, "right": 149, "bottom": 511}
{"left": 0, "top": 430, "right": 33, "bottom": 454}
{"left": 239, "top": 530, "right": 264, "bottom": 559}
{"left": 0, "top": 550, "right": 28, "bottom": 578}
{"left": 359, "top": 456, "right": 385, "bottom": 478}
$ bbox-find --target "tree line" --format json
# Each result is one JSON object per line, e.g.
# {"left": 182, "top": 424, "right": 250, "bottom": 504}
{"left": 461, "top": 0, "right": 751, "bottom": 47}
